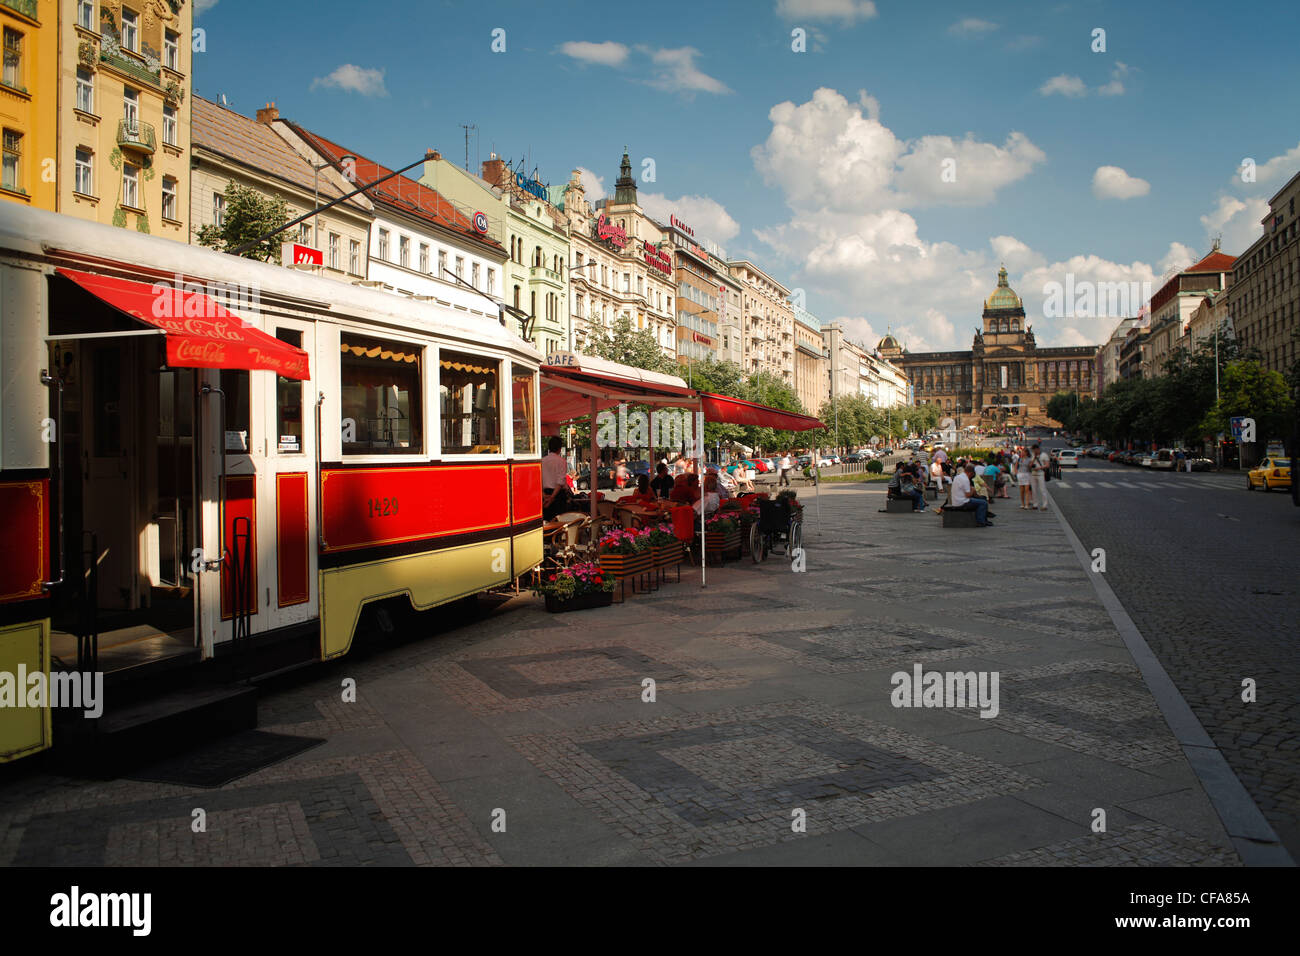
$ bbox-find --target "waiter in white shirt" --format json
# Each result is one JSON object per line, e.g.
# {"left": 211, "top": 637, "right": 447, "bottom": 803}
{"left": 541, "top": 436, "right": 571, "bottom": 520}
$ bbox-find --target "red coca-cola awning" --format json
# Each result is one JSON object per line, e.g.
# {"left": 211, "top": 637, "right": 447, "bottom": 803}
{"left": 697, "top": 392, "right": 825, "bottom": 431}
{"left": 55, "top": 268, "right": 310, "bottom": 380}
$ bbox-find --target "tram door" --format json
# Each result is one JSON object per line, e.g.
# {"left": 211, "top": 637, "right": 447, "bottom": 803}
{"left": 80, "top": 342, "right": 139, "bottom": 611}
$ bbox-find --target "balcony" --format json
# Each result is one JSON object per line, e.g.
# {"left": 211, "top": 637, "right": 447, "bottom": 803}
{"left": 529, "top": 266, "right": 562, "bottom": 288}
{"left": 117, "top": 118, "right": 156, "bottom": 155}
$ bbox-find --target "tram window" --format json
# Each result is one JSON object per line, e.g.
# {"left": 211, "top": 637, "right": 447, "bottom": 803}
{"left": 221, "top": 368, "right": 251, "bottom": 453}
{"left": 340, "top": 334, "right": 422, "bottom": 454}
{"left": 511, "top": 367, "right": 536, "bottom": 456}
{"left": 440, "top": 350, "right": 500, "bottom": 455}
{"left": 276, "top": 328, "right": 303, "bottom": 454}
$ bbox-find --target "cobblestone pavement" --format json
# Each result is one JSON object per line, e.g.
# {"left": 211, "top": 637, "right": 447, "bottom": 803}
{"left": 0, "top": 481, "right": 1250, "bottom": 865}
{"left": 1050, "top": 460, "right": 1300, "bottom": 859}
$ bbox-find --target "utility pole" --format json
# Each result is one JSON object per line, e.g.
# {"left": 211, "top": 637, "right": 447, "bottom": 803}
{"left": 460, "top": 124, "right": 476, "bottom": 171}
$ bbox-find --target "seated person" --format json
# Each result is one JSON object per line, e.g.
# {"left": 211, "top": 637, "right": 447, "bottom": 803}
{"left": 709, "top": 467, "right": 736, "bottom": 500}
{"left": 693, "top": 475, "right": 720, "bottom": 517}
{"left": 950, "top": 465, "right": 991, "bottom": 527}
{"left": 899, "top": 467, "right": 928, "bottom": 512}
{"left": 886, "top": 461, "right": 907, "bottom": 497}
{"left": 623, "top": 473, "right": 659, "bottom": 508}
{"left": 650, "top": 462, "right": 675, "bottom": 499}
{"left": 972, "top": 469, "right": 990, "bottom": 499}
{"left": 668, "top": 473, "right": 701, "bottom": 504}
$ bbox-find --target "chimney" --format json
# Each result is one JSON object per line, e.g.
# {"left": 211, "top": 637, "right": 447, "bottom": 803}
{"left": 256, "top": 102, "right": 279, "bottom": 124}
{"left": 481, "top": 155, "right": 507, "bottom": 188}
{"left": 430, "top": 150, "right": 441, "bottom": 162}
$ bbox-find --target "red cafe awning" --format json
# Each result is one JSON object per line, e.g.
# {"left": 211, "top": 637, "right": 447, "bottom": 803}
{"left": 56, "top": 268, "right": 310, "bottom": 380}
{"left": 697, "top": 392, "right": 825, "bottom": 431}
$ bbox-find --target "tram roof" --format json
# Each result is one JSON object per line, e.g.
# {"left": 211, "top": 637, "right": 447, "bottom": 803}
{"left": 0, "top": 205, "right": 540, "bottom": 361}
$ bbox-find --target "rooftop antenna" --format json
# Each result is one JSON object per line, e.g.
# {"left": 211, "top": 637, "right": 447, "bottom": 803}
{"left": 460, "top": 123, "right": 476, "bottom": 171}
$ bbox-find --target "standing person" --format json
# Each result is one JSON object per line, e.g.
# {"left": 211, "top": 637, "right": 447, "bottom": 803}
{"left": 541, "top": 436, "right": 572, "bottom": 520}
{"left": 1175, "top": 448, "right": 1186, "bottom": 473}
{"left": 1029, "top": 443, "right": 1050, "bottom": 511}
{"left": 1016, "top": 448, "right": 1033, "bottom": 509}
{"left": 778, "top": 450, "right": 793, "bottom": 487}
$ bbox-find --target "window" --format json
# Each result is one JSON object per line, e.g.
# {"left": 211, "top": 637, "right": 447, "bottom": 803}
{"left": 455, "top": 256, "right": 464, "bottom": 280}
{"left": 78, "top": 1, "right": 95, "bottom": 30}
{"left": 221, "top": 369, "right": 251, "bottom": 453}
{"left": 377, "top": 228, "right": 389, "bottom": 260}
{"left": 437, "top": 249, "right": 447, "bottom": 279}
{"left": 440, "top": 349, "right": 500, "bottom": 455}
{"left": 328, "top": 233, "right": 340, "bottom": 270}
{"left": 511, "top": 367, "right": 536, "bottom": 455}
{"left": 340, "top": 334, "right": 423, "bottom": 454}
{"left": 74, "top": 149, "right": 93, "bottom": 195}
{"left": 76, "top": 68, "right": 94, "bottom": 112}
{"left": 418, "top": 243, "right": 429, "bottom": 273}
{"left": 161, "top": 176, "right": 177, "bottom": 220}
{"left": 121, "top": 8, "right": 139, "bottom": 53}
{"left": 162, "top": 105, "right": 177, "bottom": 146}
{"left": 122, "top": 161, "right": 139, "bottom": 208}
{"left": 123, "top": 87, "right": 139, "bottom": 131}
{"left": 164, "top": 29, "right": 179, "bottom": 71}
{"left": 2, "top": 29, "right": 20, "bottom": 90}
{"left": 298, "top": 222, "right": 312, "bottom": 246}
{"left": 399, "top": 235, "right": 410, "bottom": 268}
{"left": 471, "top": 262, "right": 480, "bottom": 289}
{"left": 348, "top": 239, "right": 360, "bottom": 275}
{"left": 276, "top": 329, "right": 303, "bottom": 453}
{"left": 1, "top": 128, "right": 20, "bottom": 191}
{"left": 486, "top": 268, "right": 495, "bottom": 295}
{"left": 212, "top": 191, "right": 225, "bottom": 227}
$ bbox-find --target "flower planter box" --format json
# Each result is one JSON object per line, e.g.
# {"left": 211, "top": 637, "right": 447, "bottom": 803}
{"left": 544, "top": 591, "right": 614, "bottom": 613}
{"left": 652, "top": 542, "right": 686, "bottom": 569}
{"left": 598, "top": 550, "right": 653, "bottom": 579}
{"left": 704, "top": 530, "right": 742, "bottom": 560}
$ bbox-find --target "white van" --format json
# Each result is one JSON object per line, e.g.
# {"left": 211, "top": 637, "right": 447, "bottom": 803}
{"left": 1057, "top": 449, "right": 1080, "bottom": 468}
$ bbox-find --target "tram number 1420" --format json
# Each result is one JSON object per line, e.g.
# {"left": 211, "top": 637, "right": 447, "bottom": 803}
{"left": 368, "top": 497, "right": 399, "bottom": 518}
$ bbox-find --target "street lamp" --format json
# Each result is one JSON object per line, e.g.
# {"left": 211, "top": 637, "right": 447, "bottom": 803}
{"left": 568, "top": 258, "right": 600, "bottom": 353}
{"left": 310, "top": 158, "right": 337, "bottom": 251}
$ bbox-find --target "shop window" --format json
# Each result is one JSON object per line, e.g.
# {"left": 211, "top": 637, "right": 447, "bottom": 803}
{"left": 511, "top": 367, "right": 536, "bottom": 456}
{"left": 221, "top": 369, "right": 251, "bottom": 453}
{"left": 340, "top": 334, "right": 423, "bottom": 454}
{"left": 440, "top": 350, "right": 500, "bottom": 454}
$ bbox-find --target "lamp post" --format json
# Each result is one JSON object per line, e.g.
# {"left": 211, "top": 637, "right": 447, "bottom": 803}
{"left": 310, "top": 158, "right": 335, "bottom": 251}
{"left": 568, "top": 258, "right": 600, "bottom": 353}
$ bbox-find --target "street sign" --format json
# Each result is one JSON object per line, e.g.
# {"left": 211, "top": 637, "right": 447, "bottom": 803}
{"left": 1230, "top": 416, "right": 1245, "bottom": 439}
{"left": 281, "top": 242, "right": 322, "bottom": 266}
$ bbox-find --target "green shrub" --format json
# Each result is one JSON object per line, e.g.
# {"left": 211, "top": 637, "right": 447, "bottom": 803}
{"left": 866, "top": 459, "right": 884, "bottom": 473}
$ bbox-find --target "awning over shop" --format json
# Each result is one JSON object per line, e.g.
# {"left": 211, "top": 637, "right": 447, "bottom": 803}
{"left": 697, "top": 392, "right": 825, "bottom": 431}
{"left": 540, "top": 352, "right": 699, "bottom": 426}
{"left": 55, "top": 268, "right": 310, "bottom": 380}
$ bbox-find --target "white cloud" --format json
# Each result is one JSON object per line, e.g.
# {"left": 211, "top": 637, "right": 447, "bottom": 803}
{"left": 1233, "top": 141, "right": 1300, "bottom": 187}
{"left": 310, "top": 64, "right": 388, "bottom": 97}
{"left": 751, "top": 88, "right": 1044, "bottom": 212}
{"left": 1006, "top": 35, "right": 1042, "bottom": 50}
{"left": 194, "top": 0, "right": 219, "bottom": 13}
{"left": 640, "top": 193, "right": 740, "bottom": 243}
{"left": 775, "top": 0, "right": 878, "bottom": 24}
{"left": 1097, "top": 61, "right": 1131, "bottom": 96}
{"left": 1159, "top": 243, "right": 1197, "bottom": 276}
{"left": 645, "top": 47, "right": 731, "bottom": 95}
{"left": 557, "top": 41, "right": 629, "bottom": 67}
{"left": 1039, "top": 74, "right": 1087, "bottom": 97}
{"left": 1201, "top": 195, "right": 1268, "bottom": 253}
{"left": 949, "top": 18, "right": 998, "bottom": 35}
{"left": 575, "top": 167, "right": 606, "bottom": 202}
{"left": 1092, "top": 165, "right": 1150, "bottom": 200}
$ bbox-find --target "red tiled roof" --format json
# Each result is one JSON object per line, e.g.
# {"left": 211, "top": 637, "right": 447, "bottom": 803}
{"left": 1185, "top": 251, "right": 1236, "bottom": 273}
{"left": 286, "top": 122, "right": 503, "bottom": 252}
{"left": 191, "top": 97, "right": 368, "bottom": 210}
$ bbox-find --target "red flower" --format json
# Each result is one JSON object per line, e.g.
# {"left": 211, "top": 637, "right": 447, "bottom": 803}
{"left": 593, "top": 576, "right": 602, "bottom": 584}
{"left": 548, "top": 574, "right": 555, "bottom": 581}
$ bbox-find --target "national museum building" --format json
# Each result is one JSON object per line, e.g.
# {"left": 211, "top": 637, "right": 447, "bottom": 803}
{"left": 877, "top": 267, "right": 1100, "bottom": 429}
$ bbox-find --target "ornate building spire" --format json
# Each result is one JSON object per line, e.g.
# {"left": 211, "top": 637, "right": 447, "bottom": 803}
{"left": 613, "top": 146, "right": 637, "bottom": 205}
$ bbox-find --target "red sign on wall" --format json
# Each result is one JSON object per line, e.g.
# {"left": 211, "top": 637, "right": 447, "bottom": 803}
{"left": 281, "top": 242, "right": 323, "bottom": 266}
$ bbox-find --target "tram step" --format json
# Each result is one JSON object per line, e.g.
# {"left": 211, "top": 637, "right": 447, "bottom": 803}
{"left": 56, "top": 683, "right": 259, "bottom": 778}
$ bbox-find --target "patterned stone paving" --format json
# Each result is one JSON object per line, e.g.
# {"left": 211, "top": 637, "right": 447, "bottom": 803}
{"left": 423, "top": 640, "right": 748, "bottom": 715}
{"left": 970, "top": 597, "right": 1120, "bottom": 642}
{"left": 974, "top": 822, "right": 1240, "bottom": 867}
{"left": 949, "top": 660, "right": 1184, "bottom": 768}
{"left": 715, "top": 618, "right": 1023, "bottom": 675}
{"left": 511, "top": 700, "right": 1040, "bottom": 864}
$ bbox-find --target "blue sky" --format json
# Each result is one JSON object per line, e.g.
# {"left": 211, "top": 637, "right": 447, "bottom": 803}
{"left": 193, "top": 0, "right": 1300, "bottom": 351}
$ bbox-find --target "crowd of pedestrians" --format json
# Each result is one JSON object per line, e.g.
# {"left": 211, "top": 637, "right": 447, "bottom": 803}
{"left": 883, "top": 443, "right": 1054, "bottom": 527}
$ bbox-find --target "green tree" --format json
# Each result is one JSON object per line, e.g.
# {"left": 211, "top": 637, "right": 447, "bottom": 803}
{"left": 582, "top": 316, "right": 678, "bottom": 375}
{"left": 1200, "top": 360, "right": 1296, "bottom": 450}
{"left": 195, "top": 182, "right": 292, "bottom": 263}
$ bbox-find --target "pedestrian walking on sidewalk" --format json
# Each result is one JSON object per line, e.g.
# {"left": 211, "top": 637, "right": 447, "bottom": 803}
{"left": 1029, "top": 443, "right": 1050, "bottom": 511}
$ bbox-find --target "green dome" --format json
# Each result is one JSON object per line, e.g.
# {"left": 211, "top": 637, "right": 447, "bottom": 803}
{"left": 877, "top": 334, "right": 900, "bottom": 350}
{"left": 984, "top": 266, "right": 1023, "bottom": 312}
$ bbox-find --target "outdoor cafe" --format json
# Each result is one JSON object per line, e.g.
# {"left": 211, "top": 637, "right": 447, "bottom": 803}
{"left": 536, "top": 353, "right": 825, "bottom": 608}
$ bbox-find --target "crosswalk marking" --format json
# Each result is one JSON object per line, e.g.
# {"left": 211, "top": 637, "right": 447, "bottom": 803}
{"left": 1098, "top": 481, "right": 1116, "bottom": 488}
{"left": 1118, "top": 481, "right": 1140, "bottom": 488}
{"left": 1073, "top": 481, "right": 1090, "bottom": 488}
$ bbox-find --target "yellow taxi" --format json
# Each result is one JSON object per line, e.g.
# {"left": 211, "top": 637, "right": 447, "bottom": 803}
{"left": 1246, "top": 457, "right": 1292, "bottom": 491}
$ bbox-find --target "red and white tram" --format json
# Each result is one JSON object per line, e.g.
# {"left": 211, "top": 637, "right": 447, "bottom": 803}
{"left": 0, "top": 204, "right": 543, "bottom": 764}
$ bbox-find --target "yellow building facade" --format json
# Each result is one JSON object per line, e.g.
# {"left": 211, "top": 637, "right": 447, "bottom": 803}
{"left": 57, "top": 0, "right": 191, "bottom": 237}
{"left": 0, "top": 0, "right": 57, "bottom": 210}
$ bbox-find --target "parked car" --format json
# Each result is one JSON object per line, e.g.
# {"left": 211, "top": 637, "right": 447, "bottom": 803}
{"left": 1153, "top": 449, "right": 1175, "bottom": 470}
{"left": 746, "top": 458, "right": 770, "bottom": 473}
{"left": 1246, "top": 457, "right": 1292, "bottom": 491}
{"left": 574, "top": 465, "right": 616, "bottom": 491}
{"left": 1140, "top": 453, "right": 1155, "bottom": 467}
{"left": 1188, "top": 457, "right": 1214, "bottom": 472}
{"left": 1057, "top": 449, "right": 1080, "bottom": 468}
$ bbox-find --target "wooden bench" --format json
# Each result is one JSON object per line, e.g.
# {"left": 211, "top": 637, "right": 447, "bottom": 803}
{"left": 942, "top": 507, "right": 980, "bottom": 528}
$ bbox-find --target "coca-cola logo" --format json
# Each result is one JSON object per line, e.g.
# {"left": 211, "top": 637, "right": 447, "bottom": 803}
{"left": 174, "top": 340, "right": 228, "bottom": 364}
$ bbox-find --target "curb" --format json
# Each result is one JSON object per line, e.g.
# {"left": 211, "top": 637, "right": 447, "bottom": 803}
{"left": 1042, "top": 482, "right": 1295, "bottom": 867}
